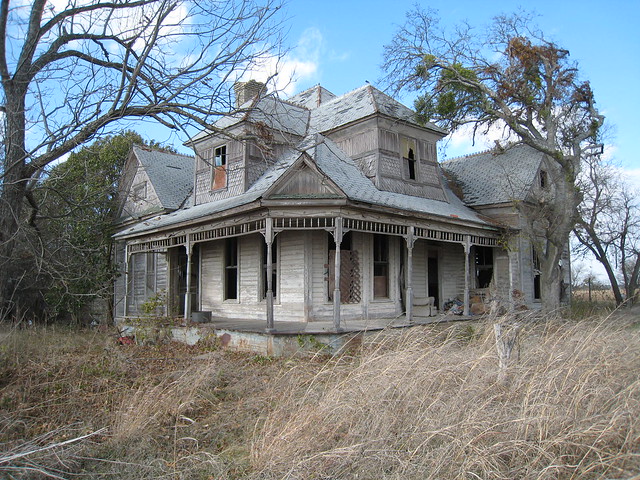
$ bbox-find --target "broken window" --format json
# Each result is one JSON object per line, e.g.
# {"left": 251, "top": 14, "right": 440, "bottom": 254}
{"left": 212, "top": 145, "right": 227, "bottom": 190}
{"left": 373, "top": 234, "right": 389, "bottom": 298}
{"left": 539, "top": 169, "right": 548, "bottom": 189}
{"left": 224, "top": 237, "right": 238, "bottom": 300}
{"left": 533, "top": 249, "right": 541, "bottom": 300}
{"left": 474, "top": 246, "right": 494, "bottom": 288}
{"left": 401, "top": 136, "right": 418, "bottom": 181}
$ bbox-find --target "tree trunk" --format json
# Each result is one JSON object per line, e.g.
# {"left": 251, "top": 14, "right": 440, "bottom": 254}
{"left": 0, "top": 89, "right": 29, "bottom": 318}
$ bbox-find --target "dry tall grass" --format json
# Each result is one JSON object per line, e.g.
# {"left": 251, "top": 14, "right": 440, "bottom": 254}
{"left": 252, "top": 316, "right": 640, "bottom": 479}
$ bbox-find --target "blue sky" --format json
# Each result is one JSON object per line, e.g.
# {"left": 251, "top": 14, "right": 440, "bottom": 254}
{"left": 274, "top": 0, "right": 639, "bottom": 180}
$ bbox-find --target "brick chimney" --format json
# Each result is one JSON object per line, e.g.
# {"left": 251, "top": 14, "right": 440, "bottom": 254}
{"left": 234, "top": 80, "right": 266, "bottom": 107}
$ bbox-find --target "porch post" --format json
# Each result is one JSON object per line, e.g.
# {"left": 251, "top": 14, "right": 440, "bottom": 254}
{"left": 463, "top": 235, "right": 471, "bottom": 316}
{"left": 333, "top": 217, "right": 343, "bottom": 331}
{"left": 405, "top": 227, "right": 415, "bottom": 323}
{"left": 508, "top": 249, "right": 517, "bottom": 312}
{"left": 184, "top": 238, "right": 193, "bottom": 321}
{"left": 265, "top": 217, "right": 275, "bottom": 331}
{"left": 123, "top": 243, "right": 130, "bottom": 317}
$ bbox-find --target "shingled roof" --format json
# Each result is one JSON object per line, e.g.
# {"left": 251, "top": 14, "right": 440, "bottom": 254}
{"left": 309, "top": 84, "right": 447, "bottom": 135}
{"left": 116, "top": 134, "right": 489, "bottom": 238}
{"left": 132, "top": 145, "right": 194, "bottom": 210}
{"left": 441, "top": 145, "right": 544, "bottom": 207}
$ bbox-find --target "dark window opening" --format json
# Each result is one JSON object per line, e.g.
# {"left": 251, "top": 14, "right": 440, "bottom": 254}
{"left": 474, "top": 246, "right": 494, "bottom": 288}
{"left": 225, "top": 237, "right": 238, "bottom": 300}
{"left": 407, "top": 148, "right": 416, "bottom": 180}
{"left": 373, "top": 234, "right": 389, "bottom": 298}
{"left": 262, "top": 237, "right": 277, "bottom": 298}
{"left": 539, "top": 169, "right": 547, "bottom": 189}
{"left": 533, "top": 250, "right": 541, "bottom": 300}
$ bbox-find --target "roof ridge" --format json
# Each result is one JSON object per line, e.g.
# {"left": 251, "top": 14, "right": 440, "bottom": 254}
{"left": 133, "top": 143, "right": 195, "bottom": 159}
{"left": 443, "top": 148, "right": 496, "bottom": 163}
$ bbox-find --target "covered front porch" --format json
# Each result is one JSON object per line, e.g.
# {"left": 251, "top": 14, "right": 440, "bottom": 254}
{"left": 115, "top": 209, "right": 507, "bottom": 331}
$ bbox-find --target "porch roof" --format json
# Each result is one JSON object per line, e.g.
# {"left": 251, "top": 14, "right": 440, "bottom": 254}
{"left": 115, "top": 135, "right": 496, "bottom": 240}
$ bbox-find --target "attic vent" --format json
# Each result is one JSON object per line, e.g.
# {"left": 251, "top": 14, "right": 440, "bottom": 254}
{"left": 234, "top": 80, "right": 266, "bottom": 107}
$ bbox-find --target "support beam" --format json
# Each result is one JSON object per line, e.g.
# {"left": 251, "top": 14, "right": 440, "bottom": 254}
{"left": 184, "top": 240, "right": 193, "bottom": 321}
{"left": 264, "top": 217, "right": 275, "bottom": 332}
{"left": 463, "top": 236, "right": 471, "bottom": 316}
{"left": 405, "top": 227, "right": 415, "bottom": 323}
{"left": 333, "top": 217, "right": 343, "bottom": 331}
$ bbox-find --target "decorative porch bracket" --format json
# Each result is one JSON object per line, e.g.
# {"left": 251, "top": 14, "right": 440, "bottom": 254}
{"left": 404, "top": 227, "right": 416, "bottom": 323}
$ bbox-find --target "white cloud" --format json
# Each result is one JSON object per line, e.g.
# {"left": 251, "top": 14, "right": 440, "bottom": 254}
{"left": 236, "top": 27, "right": 322, "bottom": 96}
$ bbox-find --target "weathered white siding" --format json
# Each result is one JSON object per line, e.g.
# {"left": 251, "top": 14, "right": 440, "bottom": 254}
{"left": 440, "top": 244, "right": 465, "bottom": 304}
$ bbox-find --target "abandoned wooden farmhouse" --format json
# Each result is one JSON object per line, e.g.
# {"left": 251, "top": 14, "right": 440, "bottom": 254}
{"left": 113, "top": 81, "right": 570, "bottom": 331}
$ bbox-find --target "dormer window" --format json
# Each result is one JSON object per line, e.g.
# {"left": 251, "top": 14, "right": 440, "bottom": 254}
{"left": 539, "top": 169, "right": 548, "bottom": 189}
{"left": 212, "top": 145, "right": 227, "bottom": 190}
{"left": 401, "top": 136, "right": 418, "bottom": 181}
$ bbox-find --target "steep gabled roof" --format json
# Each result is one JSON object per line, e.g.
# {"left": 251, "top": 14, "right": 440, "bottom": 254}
{"left": 132, "top": 145, "right": 194, "bottom": 210}
{"left": 441, "top": 144, "right": 544, "bottom": 207}
{"left": 309, "top": 84, "right": 447, "bottom": 135}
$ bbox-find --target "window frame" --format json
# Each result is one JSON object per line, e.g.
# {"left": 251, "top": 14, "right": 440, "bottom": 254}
{"left": 373, "top": 234, "right": 389, "bottom": 299}
{"left": 224, "top": 237, "right": 238, "bottom": 301}
{"left": 211, "top": 144, "right": 228, "bottom": 190}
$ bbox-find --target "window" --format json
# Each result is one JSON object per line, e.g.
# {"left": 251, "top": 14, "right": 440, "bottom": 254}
{"left": 407, "top": 148, "right": 416, "bottom": 180}
{"left": 401, "top": 136, "right": 418, "bottom": 181}
{"left": 539, "top": 169, "right": 548, "bottom": 189}
{"left": 224, "top": 237, "right": 238, "bottom": 300}
{"left": 262, "top": 237, "right": 277, "bottom": 299}
{"left": 373, "top": 234, "right": 389, "bottom": 298}
{"left": 132, "top": 181, "right": 147, "bottom": 200}
{"left": 474, "top": 246, "right": 494, "bottom": 288}
{"left": 533, "top": 249, "right": 541, "bottom": 300}
{"left": 212, "top": 145, "right": 227, "bottom": 190}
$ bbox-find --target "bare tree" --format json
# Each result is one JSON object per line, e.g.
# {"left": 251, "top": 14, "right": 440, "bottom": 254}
{"left": 0, "top": 0, "right": 284, "bottom": 318}
{"left": 574, "top": 156, "right": 640, "bottom": 305}
{"left": 382, "top": 8, "right": 604, "bottom": 312}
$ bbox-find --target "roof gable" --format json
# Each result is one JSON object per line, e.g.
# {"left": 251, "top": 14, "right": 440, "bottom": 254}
{"left": 133, "top": 145, "right": 194, "bottom": 210}
{"left": 264, "top": 153, "right": 345, "bottom": 199}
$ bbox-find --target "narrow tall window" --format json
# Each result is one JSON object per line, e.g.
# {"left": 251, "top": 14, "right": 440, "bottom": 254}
{"left": 533, "top": 249, "right": 541, "bottom": 300}
{"left": 401, "top": 137, "right": 418, "bottom": 181}
{"left": 373, "top": 234, "right": 389, "bottom": 298}
{"left": 407, "top": 148, "right": 416, "bottom": 180}
{"left": 224, "top": 237, "right": 238, "bottom": 300}
{"left": 262, "top": 237, "right": 277, "bottom": 298}
{"left": 212, "top": 145, "right": 227, "bottom": 190}
{"left": 539, "top": 169, "right": 548, "bottom": 189}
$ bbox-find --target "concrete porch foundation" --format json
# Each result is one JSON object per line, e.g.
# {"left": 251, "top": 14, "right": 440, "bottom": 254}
{"left": 120, "top": 314, "right": 474, "bottom": 356}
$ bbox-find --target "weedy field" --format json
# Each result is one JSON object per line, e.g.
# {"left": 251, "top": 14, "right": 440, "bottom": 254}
{"left": 1, "top": 309, "right": 639, "bottom": 479}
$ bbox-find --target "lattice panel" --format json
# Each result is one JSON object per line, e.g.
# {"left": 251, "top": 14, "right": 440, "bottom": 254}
{"left": 341, "top": 250, "right": 361, "bottom": 304}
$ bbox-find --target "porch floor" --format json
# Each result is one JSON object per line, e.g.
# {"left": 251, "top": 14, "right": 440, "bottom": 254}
{"left": 196, "top": 313, "right": 474, "bottom": 335}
